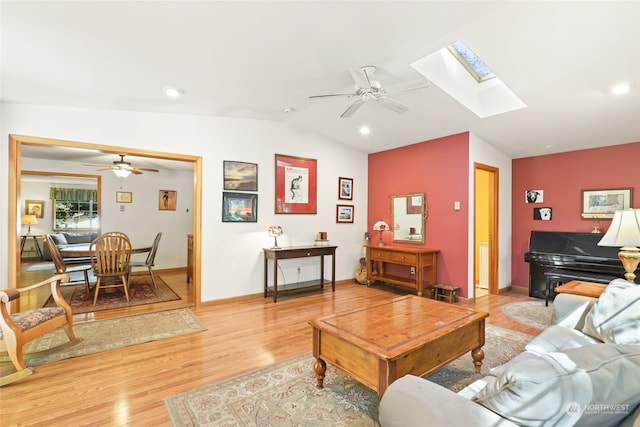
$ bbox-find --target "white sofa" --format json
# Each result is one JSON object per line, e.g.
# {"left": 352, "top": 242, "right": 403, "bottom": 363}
{"left": 379, "top": 279, "right": 640, "bottom": 427}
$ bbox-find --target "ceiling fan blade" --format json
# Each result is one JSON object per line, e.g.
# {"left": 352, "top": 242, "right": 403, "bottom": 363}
{"left": 95, "top": 167, "right": 116, "bottom": 171}
{"left": 83, "top": 163, "right": 111, "bottom": 167}
{"left": 133, "top": 167, "right": 159, "bottom": 172}
{"left": 340, "top": 99, "right": 364, "bottom": 118}
{"left": 309, "top": 93, "right": 355, "bottom": 99}
{"left": 386, "top": 81, "right": 430, "bottom": 95}
{"left": 130, "top": 169, "right": 143, "bottom": 175}
{"left": 377, "top": 96, "right": 410, "bottom": 114}
{"left": 350, "top": 68, "right": 372, "bottom": 89}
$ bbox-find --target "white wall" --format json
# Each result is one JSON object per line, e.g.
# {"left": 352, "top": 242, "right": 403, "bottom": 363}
{"left": 1, "top": 104, "right": 369, "bottom": 302}
{"left": 468, "top": 132, "right": 513, "bottom": 295}
{"left": 21, "top": 157, "right": 194, "bottom": 269}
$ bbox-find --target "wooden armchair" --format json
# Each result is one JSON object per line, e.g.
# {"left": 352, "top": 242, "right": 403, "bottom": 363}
{"left": 0, "top": 274, "right": 82, "bottom": 386}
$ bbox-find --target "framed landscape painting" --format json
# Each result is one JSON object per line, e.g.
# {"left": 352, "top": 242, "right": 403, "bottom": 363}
{"left": 336, "top": 204, "right": 354, "bottom": 223}
{"left": 581, "top": 188, "right": 632, "bottom": 218}
{"left": 222, "top": 192, "right": 257, "bottom": 222}
{"left": 223, "top": 161, "right": 258, "bottom": 192}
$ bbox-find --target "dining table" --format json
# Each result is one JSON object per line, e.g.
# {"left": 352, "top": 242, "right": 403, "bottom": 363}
{"left": 58, "top": 243, "right": 152, "bottom": 258}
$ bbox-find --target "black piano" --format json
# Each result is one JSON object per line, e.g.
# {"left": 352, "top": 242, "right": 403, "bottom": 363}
{"left": 524, "top": 231, "right": 630, "bottom": 301}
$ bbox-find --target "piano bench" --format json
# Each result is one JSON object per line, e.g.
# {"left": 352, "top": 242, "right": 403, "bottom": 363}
{"left": 544, "top": 269, "right": 619, "bottom": 306}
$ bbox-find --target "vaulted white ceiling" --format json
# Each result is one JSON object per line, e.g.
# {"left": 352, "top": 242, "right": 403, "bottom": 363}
{"left": 3, "top": 1, "right": 639, "bottom": 159}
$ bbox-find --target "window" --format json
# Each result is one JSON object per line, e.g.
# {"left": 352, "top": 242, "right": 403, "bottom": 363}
{"left": 50, "top": 187, "right": 99, "bottom": 231}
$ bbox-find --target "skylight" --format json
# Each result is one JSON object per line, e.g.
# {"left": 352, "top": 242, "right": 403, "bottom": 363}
{"left": 447, "top": 40, "right": 496, "bottom": 83}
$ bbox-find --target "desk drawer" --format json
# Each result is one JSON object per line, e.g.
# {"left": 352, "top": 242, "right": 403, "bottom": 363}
{"left": 370, "top": 250, "right": 392, "bottom": 261}
{"left": 390, "top": 252, "right": 417, "bottom": 264}
{"left": 280, "top": 249, "right": 321, "bottom": 258}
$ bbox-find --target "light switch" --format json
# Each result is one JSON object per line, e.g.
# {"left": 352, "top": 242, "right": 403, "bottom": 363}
{"left": 454, "top": 201, "right": 461, "bottom": 211}
{"left": 120, "top": 205, "right": 125, "bottom": 212}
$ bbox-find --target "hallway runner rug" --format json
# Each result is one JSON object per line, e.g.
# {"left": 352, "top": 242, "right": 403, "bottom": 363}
{"left": 164, "top": 324, "right": 533, "bottom": 426}
{"left": 0, "top": 308, "right": 206, "bottom": 377}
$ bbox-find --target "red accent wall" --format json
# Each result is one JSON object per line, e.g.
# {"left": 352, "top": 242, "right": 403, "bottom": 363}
{"left": 368, "top": 133, "right": 470, "bottom": 296}
{"left": 512, "top": 141, "right": 640, "bottom": 290}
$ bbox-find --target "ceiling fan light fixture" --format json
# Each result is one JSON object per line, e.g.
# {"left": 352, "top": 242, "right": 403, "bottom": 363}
{"left": 113, "top": 168, "right": 131, "bottom": 178}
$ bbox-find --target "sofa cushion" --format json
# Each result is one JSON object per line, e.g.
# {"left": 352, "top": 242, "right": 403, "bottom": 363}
{"left": 63, "top": 232, "right": 96, "bottom": 244}
{"left": 49, "top": 233, "right": 68, "bottom": 245}
{"left": 472, "top": 343, "right": 640, "bottom": 427}
{"left": 525, "top": 324, "right": 602, "bottom": 354}
{"left": 582, "top": 279, "right": 640, "bottom": 345}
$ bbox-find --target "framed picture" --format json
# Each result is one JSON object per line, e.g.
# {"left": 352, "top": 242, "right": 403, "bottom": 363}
{"left": 25, "top": 199, "right": 45, "bottom": 218}
{"left": 336, "top": 204, "right": 354, "bottom": 223}
{"left": 159, "top": 190, "right": 177, "bottom": 211}
{"left": 222, "top": 192, "right": 257, "bottom": 222}
{"left": 406, "top": 194, "right": 423, "bottom": 214}
{"left": 116, "top": 191, "right": 132, "bottom": 203}
{"left": 338, "top": 177, "right": 353, "bottom": 200}
{"left": 223, "top": 160, "right": 258, "bottom": 192}
{"left": 534, "top": 207, "right": 552, "bottom": 221}
{"left": 581, "top": 188, "right": 632, "bottom": 218}
{"left": 525, "top": 189, "right": 544, "bottom": 203}
{"left": 274, "top": 154, "right": 317, "bottom": 214}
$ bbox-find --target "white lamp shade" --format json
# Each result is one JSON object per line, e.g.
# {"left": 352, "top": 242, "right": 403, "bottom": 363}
{"left": 113, "top": 168, "right": 131, "bottom": 178}
{"left": 598, "top": 209, "right": 640, "bottom": 247}
{"left": 21, "top": 214, "right": 38, "bottom": 225}
{"left": 373, "top": 220, "right": 389, "bottom": 231}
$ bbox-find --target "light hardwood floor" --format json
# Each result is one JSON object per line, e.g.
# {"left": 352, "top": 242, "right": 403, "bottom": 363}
{"left": 2, "top": 264, "right": 540, "bottom": 426}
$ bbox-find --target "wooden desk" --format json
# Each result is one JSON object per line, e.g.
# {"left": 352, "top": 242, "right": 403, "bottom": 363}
{"left": 310, "top": 295, "right": 488, "bottom": 396}
{"left": 366, "top": 245, "right": 438, "bottom": 297}
{"left": 263, "top": 245, "right": 337, "bottom": 302}
{"left": 555, "top": 280, "right": 607, "bottom": 299}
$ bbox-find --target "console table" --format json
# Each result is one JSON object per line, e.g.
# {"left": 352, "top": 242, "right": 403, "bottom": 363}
{"left": 263, "top": 245, "right": 337, "bottom": 302}
{"left": 366, "top": 245, "right": 438, "bottom": 297}
{"left": 20, "top": 234, "right": 43, "bottom": 259}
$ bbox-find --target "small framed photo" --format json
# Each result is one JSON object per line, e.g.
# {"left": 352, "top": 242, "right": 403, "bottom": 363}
{"left": 222, "top": 192, "right": 258, "bottom": 222}
{"left": 525, "top": 190, "right": 544, "bottom": 203}
{"left": 336, "top": 204, "right": 354, "bottom": 223}
{"left": 25, "top": 199, "right": 45, "bottom": 218}
{"left": 338, "top": 177, "right": 353, "bottom": 200}
{"left": 534, "top": 207, "right": 552, "bottom": 221}
{"left": 116, "top": 191, "right": 132, "bottom": 203}
{"left": 159, "top": 190, "right": 177, "bottom": 211}
{"left": 223, "top": 160, "right": 258, "bottom": 192}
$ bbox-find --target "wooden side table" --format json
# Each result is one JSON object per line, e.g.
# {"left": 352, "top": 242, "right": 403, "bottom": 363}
{"left": 554, "top": 280, "right": 607, "bottom": 299}
{"left": 20, "top": 234, "right": 43, "bottom": 259}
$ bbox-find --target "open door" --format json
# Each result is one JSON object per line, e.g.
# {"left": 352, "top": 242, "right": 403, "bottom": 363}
{"left": 474, "top": 163, "right": 499, "bottom": 297}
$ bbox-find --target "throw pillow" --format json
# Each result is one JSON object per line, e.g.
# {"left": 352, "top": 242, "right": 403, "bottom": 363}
{"left": 49, "top": 233, "right": 68, "bottom": 245}
{"left": 473, "top": 344, "right": 640, "bottom": 427}
{"left": 582, "top": 279, "right": 640, "bottom": 345}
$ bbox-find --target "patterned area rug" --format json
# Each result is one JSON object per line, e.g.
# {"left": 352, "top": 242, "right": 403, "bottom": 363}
{"left": 44, "top": 275, "right": 180, "bottom": 314}
{"left": 502, "top": 300, "right": 553, "bottom": 330}
{"left": 0, "top": 308, "right": 206, "bottom": 377}
{"left": 164, "top": 324, "right": 533, "bottom": 426}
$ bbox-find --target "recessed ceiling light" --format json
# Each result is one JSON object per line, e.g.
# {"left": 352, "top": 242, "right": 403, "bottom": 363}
{"left": 359, "top": 126, "right": 370, "bottom": 135}
{"left": 163, "top": 86, "right": 184, "bottom": 98}
{"left": 610, "top": 82, "right": 631, "bottom": 96}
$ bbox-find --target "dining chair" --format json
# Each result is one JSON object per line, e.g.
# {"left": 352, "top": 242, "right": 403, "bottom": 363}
{"left": 90, "top": 233, "right": 132, "bottom": 306}
{"left": 129, "top": 232, "right": 162, "bottom": 289}
{"left": 45, "top": 234, "right": 93, "bottom": 296}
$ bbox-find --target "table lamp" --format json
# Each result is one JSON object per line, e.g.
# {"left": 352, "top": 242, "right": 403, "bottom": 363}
{"left": 598, "top": 209, "right": 640, "bottom": 282}
{"left": 373, "top": 220, "right": 389, "bottom": 246}
{"left": 21, "top": 214, "right": 38, "bottom": 235}
{"left": 268, "top": 225, "right": 283, "bottom": 249}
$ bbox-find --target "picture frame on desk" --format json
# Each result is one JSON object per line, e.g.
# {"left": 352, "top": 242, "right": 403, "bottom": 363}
{"left": 274, "top": 153, "right": 317, "bottom": 214}
{"left": 581, "top": 188, "right": 632, "bottom": 219}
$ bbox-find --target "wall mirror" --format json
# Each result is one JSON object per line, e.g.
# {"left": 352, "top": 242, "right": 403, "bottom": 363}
{"left": 392, "top": 193, "right": 426, "bottom": 244}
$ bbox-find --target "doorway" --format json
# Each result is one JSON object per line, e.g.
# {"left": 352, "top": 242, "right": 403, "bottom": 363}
{"left": 8, "top": 134, "right": 203, "bottom": 308}
{"left": 474, "top": 163, "right": 499, "bottom": 297}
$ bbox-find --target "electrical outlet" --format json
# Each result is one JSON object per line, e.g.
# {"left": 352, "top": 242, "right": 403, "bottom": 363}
{"left": 410, "top": 266, "right": 416, "bottom": 275}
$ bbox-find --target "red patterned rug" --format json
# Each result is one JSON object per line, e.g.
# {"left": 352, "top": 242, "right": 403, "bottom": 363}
{"left": 45, "top": 275, "right": 181, "bottom": 314}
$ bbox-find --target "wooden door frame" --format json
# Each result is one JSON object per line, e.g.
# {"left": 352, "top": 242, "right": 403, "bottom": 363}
{"left": 473, "top": 162, "right": 499, "bottom": 296}
{"left": 8, "top": 134, "right": 203, "bottom": 307}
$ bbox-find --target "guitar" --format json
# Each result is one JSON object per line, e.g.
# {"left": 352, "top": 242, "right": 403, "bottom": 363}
{"left": 355, "top": 257, "right": 367, "bottom": 284}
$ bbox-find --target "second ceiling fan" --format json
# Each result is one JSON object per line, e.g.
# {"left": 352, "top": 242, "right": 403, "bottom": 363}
{"left": 309, "top": 66, "right": 427, "bottom": 118}
{"left": 83, "top": 154, "right": 159, "bottom": 176}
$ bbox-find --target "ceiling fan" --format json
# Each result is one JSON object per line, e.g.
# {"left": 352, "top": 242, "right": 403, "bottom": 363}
{"left": 309, "top": 66, "right": 428, "bottom": 118}
{"left": 83, "top": 154, "right": 159, "bottom": 177}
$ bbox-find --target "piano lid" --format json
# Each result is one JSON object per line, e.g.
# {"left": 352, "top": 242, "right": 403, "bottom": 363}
{"left": 527, "top": 231, "right": 620, "bottom": 259}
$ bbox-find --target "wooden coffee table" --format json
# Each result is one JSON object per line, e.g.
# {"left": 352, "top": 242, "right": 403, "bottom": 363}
{"left": 310, "top": 295, "right": 489, "bottom": 396}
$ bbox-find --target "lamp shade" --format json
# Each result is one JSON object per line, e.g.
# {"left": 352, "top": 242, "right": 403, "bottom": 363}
{"left": 267, "top": 225, "right": 283, "bottom": 237}
{"left": 598, "top": 209, "right": 640, "bottom": 247}
{"left": 373, "top": 220, "right": 389, "bottom": 231}
{"left": 21, "top": 214, "right": 38, "bottom": 225}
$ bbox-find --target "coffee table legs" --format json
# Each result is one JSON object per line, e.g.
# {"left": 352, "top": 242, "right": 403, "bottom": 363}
{"left": 313, "top": 358, "right": 326, "bottom": 389}
{"left": 472, "top": 347, "right": 485, "bottom": 373}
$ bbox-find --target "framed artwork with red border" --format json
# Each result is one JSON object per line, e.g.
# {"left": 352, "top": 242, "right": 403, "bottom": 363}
{"left": 274, "top": 154, "right": 317, "bottom": 214}
{"left": 406, "top": 194, "right": 423, "bottom": 214}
